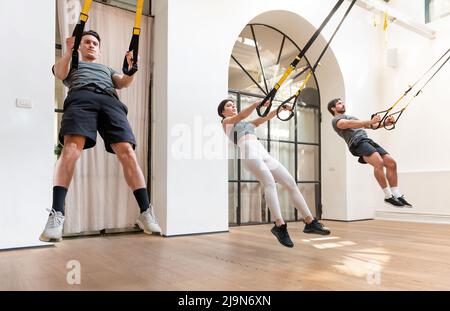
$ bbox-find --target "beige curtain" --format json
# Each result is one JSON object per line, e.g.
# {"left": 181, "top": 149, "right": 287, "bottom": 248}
{"left": 57, "top": 1, "right": 152, "bottom": 234}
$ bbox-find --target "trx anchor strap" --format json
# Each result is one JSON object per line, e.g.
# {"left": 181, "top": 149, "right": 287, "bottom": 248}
{"left": 383, "top": 49, "right": 450, "bottom": 130}
{"left": 371, "top": 48, "right": 450, "bottom": 130}
{"left": 122, "top": 0, "right": 144, "bottom": 76}
{"left": 71, "top": 0, "right": 93, "bottom": 70}
{"left": 256, "top": 0, "right": 344, "bottom": 117}
{"left": 276, "top": 0, "right": 356, "bottom": 121}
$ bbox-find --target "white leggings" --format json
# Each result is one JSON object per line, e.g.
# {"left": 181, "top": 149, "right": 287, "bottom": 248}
{"left": 239, "top": 139, "right": 313, "bottom": 221}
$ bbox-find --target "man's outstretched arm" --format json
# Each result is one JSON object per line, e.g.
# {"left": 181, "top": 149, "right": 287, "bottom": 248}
{"left": 53, "top": 37, "right": 75, "bottom": 80}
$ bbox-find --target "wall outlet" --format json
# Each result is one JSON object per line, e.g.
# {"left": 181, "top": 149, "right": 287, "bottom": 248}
{"left": 16, "top": 98, "right": 33, "bottom": 109}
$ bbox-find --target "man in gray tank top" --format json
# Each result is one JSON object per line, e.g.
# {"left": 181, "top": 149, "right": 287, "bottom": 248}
{"left": 40, "top": 30, "right": 160, "bottom": 243}
{"left": 328, "top": 98, "right": 412, "bottom": 208}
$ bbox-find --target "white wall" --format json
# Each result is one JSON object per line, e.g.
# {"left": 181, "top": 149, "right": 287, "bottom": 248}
{"left": 152, "top": 0, "right": 169, "bottom": 234}
{"left": 0, "top": 0, "right": 55, "bottom": 249}
{"left": 152, "top": 0, "right": 388, "bottom": 236}
{"left": 376, "top": 2, "right": 450, "bottom": 222}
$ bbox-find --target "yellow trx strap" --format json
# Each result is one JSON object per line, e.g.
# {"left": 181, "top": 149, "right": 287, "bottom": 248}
{"left": 123, "top": 0, "right": 145, "bottom": 76}
{"left": 372, "top": 48, "right": 450, "bottom": 130}
{"left": 134, "top": 0, "right": 144, "bottom": 33}
{"left": 70, "top": 0, "right": 92, "bottom": 70}
{"left": 71, "top": 0, "right": 93, "bottom": 70}
{"left": 80, "top": 0, "right": 93, "bottom": 22}
{"left": 382, "top": 50, "right": 450, "bottom": 130}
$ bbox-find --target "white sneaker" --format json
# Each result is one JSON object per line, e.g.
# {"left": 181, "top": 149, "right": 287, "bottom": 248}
{"left": 39, "top": 209, "right": 65, "bottom": 242}
{"left": 136, "top": 204, "right": 161, "bottom": 235}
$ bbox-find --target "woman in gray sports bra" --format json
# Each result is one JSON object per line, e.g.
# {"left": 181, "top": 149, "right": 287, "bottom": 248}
{"left": 217, "top": 99, "right": 331, "bottom": 248}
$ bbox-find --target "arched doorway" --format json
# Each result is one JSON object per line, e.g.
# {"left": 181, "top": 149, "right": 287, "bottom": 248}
{"left": 227, "top": 23, "right": 321, "bottom": 226}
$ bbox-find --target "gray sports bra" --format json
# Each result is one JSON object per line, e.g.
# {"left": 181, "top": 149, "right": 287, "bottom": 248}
{"left": 226, "top": 120, "right": 256, "bottom": 143}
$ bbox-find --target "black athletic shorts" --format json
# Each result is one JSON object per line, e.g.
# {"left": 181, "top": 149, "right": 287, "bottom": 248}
{"left": 349, "top": 138, "right": 388, "bottom": 164}
{"left": 59, "top": 89, "right": 136, "bottom": 154}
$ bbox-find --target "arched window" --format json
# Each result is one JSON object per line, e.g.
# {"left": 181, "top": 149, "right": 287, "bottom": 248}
{"left": 228, "top": 24, "right": 322, "bottom": 226}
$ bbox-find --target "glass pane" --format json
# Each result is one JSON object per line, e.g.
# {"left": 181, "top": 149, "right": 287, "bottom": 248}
{"left": 275, "top": 184, "right": 296, "bottom": 222}
{"left": 239, "top": 94, "right": 268, "bottom": 138}
{"left": 229, "top": 25, "right": 270, "bottom": 95}
{"left": 240, "top": 140, "right": 268, "bottom": 181}
{"left": 55, "top": 49, "right": 64, "bottom": 150}
{"left": 297, "top": 107, "right": 319, "bottom": 143}
{"left": 270, "top": 142, "right": 295, "bottom": 176}
{"left": 228, "top": 142, "right": 238, "bottom": 181}
{"left": 228, "top": 183, "right": 238, "bottom": 225}
{"left": 228, "top": 92, "right": 238, "bottom": 103}
{"left": 269, "top": 112, "right": 295, "bottom": 141}
{"left": 298, "top": 145, "right": 319, "bottom": 181}
{"left": 250, "top": 24, "right": 285, "bottom": 93}
{"left": 427, "top": 0, "right": 450, "bottom": 23}
{"left": 55, "top": 49, "right": 65, "bottom": 110}
{"left": 240, "top": 182, "right": 264, "bottom": 224}
{"left": 298, "top": 183, "right": 318, "bottom": 219}
{"left": 299, "top": 87, "right": 320, "bottom": 107}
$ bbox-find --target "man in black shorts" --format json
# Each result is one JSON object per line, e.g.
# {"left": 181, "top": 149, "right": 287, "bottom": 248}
{"left": 40, "top": 30, "right": 160, "bottom": 242}
{"left": 328, "top": 98, "right": 412, "bottom": 208}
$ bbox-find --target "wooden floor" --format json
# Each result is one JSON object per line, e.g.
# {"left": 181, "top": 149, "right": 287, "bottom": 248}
{"left": 1, "top": 220, "right": 450, "bottom": 290}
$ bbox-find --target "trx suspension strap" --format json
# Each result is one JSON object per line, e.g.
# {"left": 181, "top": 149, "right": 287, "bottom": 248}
{"left": 371, "top": 48, "right": 450, "bottom": 129}
{"left": 382, "top": 49, "right": 450, "bottom": 130}
{"left": 276, "top": 0, "right": 356, "bottom": 121}
{"left": 71, "top": 0, "right": 93, "bottom": 70}
{"left": 256, "top": 0, "right": 344, "bottom": 117}
{"left": 122, "top": 0, "right": 144, "bottom": 76}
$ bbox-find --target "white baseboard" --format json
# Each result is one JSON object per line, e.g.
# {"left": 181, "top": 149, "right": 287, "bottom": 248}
{"left": 0, "top": 240, "right": 54, "bottom": 251}
{"left": 375, "top": 210, "right": 450, "bottom": 224}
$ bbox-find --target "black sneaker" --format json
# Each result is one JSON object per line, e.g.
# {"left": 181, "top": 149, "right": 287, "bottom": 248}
{"left": 396, "top": 195, "right": 412, "bottom": 207}
{"left": 303, "top": 219, "right": 331, "bottom": 235}
{"left": 271, "top": 223, "right": 294, "bottom": 248}
{"left": 384, "top": 196, "right": 404, "bottom": 207}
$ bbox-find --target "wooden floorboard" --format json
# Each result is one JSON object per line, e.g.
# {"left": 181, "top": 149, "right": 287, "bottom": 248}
{"left": 1, "top": 220, "right": 450, "bottom": 290}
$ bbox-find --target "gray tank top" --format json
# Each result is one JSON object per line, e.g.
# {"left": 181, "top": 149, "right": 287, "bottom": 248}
{"left": 63, "top": 61, "right": 118, "bottom": 94}
{"left": 226, "top": 120, "right": 256, "bottom": 143}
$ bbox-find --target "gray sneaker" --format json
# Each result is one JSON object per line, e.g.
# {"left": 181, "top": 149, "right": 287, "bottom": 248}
{"left": 39, "top": 209, "right": 65, "bottom": 242}
{"left": 136, "top": 204, "right": 161, "bottom": 235}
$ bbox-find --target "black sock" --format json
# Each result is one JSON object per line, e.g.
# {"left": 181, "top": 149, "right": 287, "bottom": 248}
{"left": 52, "top": 186, "right": 68, "bottom": 216}
{"left": 133, "top": 188, "right": 150, "bottom": 213}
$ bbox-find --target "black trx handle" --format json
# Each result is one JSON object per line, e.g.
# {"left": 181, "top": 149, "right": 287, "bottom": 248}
{"left": 372, "top": 48, "right": 450, "bottom": 129}
{"left": 123, "top": 0, "right": 144, "bottom": 76}
{"left": 371, "top": 100, "right": 404, "bottom": 130}
{"left": 71, "top": 0, "right": 93, "bottom": 71}
{"left": 276, "top": 0, "right": 356, "bottom": 121}
{"left": 256, "top": 0, "right": 345, "bottom": 117}
{"left": 123, "top": 28, "right": 140, "bottom": 76}
{"left": 383, "top": 110, "right": 403, "bottom": 131}
{"left": 276, "top": 95, "right": 298, "bottom": 122}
